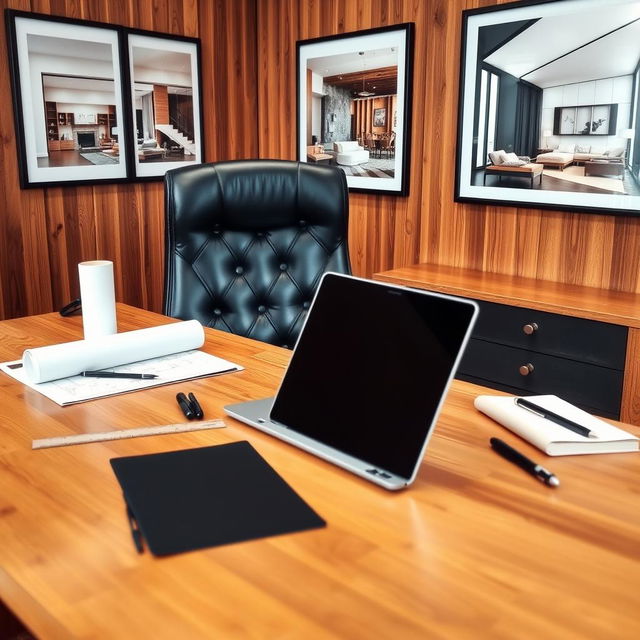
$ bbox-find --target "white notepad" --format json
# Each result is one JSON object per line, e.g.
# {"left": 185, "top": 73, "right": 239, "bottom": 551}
{"left": 475, "top": 394, "right": 639, "bottom": 456}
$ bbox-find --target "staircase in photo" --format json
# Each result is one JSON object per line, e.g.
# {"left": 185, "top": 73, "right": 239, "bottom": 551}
{"left": 155, "top": 124, "right": 196, "bottom": 156}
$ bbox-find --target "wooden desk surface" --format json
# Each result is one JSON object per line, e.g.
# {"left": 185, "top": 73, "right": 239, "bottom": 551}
{"left": 0, "top": 304, "right": 639, "bottom": 639}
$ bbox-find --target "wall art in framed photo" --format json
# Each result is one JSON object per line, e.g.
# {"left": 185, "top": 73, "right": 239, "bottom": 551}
{"left": 5, "top": 10, "right": 130, "bottom": 188}
{"left": 296, "top": 23, "right": 414, "bottom": 196}
{"left": 373, "top": 108, "right": 386, "bottom": 127}
{"left": 455, "top": 0, "right": 640, "bottom": 217}
{"left": 125, "top": 30, "right": 204, "bottom": 180}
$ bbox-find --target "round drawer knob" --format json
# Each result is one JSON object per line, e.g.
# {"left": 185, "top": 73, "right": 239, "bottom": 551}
{"left": 522, "top": 322, "right": 538, "bottom": 335}
{"left": 519, "top": 363, "right": 534, "bottom": 376}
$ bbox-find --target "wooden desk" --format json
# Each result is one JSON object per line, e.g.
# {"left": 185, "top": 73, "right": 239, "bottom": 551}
{"left": 1, "top": 304, "right": 639, "bottom": 639}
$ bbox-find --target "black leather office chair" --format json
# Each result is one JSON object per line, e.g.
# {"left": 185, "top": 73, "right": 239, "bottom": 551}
{"left": 163, "top": 159, "right": 351, "bottom": 348}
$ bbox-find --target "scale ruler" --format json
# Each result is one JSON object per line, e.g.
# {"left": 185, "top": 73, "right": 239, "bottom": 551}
{"left": 32, "top": 419, "right": 226, "bottom": 450}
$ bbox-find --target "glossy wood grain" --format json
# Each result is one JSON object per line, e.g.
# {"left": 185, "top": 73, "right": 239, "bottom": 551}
{"left": 0, "top": 0, "right": 258, "bottom": 322}
{"left": 373, "top": 263, "right": 640, "bottom": 327}
{"left": 259, "top": 0, "right": 640, "bottom": 286}
{"left": 0, "top": 304, "right": 639, "bottom": 639}
{"left": 2, "top": 0, "right": 640, "bottom": 329}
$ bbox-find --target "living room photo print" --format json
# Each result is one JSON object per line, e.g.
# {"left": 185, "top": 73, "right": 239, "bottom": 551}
{"left": 296, "top": 23, "right": 414, "bottom": 196}
{"left": 455, "top": 0, "right": 640, "bottom": 216}
{"left": 5, "top": 10, "right": 129, "bottom": 188}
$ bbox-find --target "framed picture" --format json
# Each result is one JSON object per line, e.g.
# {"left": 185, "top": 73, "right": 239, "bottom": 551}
{"left": 5, "top": 10, "right": 130, "bottom": 188}
{"left": 296, "top": 23, "right": 415, "bottom": 196}
{"left": 455, "top": 0, "right": 640, "bottom": 216}
{"left": 373, "top": 108, "right": 386, "bottom": 127}
{"left": 125, "top": 30, "right": 204, "bottom": 180}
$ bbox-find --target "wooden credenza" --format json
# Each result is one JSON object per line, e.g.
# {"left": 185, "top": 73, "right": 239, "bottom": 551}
{"left": 374, "top": 264, "right": 640, "bottom": 425}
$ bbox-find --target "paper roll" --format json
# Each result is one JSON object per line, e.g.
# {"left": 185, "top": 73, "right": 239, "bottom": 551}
{"left": 23, "top": 320, "right": 205, "bottom": 383}
{"left": 79, "top": 260, "right": 117, "bottom": 339}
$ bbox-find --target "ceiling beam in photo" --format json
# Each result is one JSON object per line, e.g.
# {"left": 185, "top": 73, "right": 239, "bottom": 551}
{"left": 323, "top": 66, "right": 397, "bottom": 97}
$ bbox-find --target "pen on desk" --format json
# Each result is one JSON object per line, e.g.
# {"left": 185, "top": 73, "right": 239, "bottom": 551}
{"left": 176, "top": 392, "right": 195, "bottom": 420}
{"left": 490, "top": 437, "right": 560, "bottom": 487}
{"left": 515, "top": 397, "right": 596, "bottom": 438}
{"left": 126, "top": 504, "right": 144, "bottom": 554}
{"left": 81, "top": 371, "right": 158, "bottom": 380}
{"left": 188, "top": 392, "right": 204, "bottom": 419}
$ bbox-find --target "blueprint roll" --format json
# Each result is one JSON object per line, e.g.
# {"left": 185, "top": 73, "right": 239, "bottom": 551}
{"left": 22, "top": 320, "right": 205, "bottom": 383}
{"left": 78, "top": 260, "right": 117, "bottom": 339}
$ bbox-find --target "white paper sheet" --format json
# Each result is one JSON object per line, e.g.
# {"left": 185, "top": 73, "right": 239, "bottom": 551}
{"left": 1, "top": 349, "right": 243, "bottom": 406}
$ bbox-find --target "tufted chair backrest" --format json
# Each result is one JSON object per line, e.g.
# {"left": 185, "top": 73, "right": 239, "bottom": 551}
{"left": 163, "top": 159, "right": 351, "bottom": 348}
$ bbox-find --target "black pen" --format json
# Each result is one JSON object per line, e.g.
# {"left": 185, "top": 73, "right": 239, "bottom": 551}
{"left": 515, "top": 397, "right": 596, "bottom": 438}
{"left": 81, "top": 371, "right": 158, "bottom": 380}
{"left": 490, "top": 437, "right": 560, "bottom": 487}
{"left": 176, "top": 392, "right": 195, "bottom": 420}
{"left": 126, "top": 504, "right": 144, "bottom": 553}
{"left": 188, "top": 392, "right": 204, "bottom": 419}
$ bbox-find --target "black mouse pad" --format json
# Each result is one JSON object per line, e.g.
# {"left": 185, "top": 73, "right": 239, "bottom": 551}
{"left": 111, "top": 440, "right": 325, "bottom": 556}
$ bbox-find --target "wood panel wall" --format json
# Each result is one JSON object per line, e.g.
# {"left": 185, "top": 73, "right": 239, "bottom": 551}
{"left": 0, "top": 0, "right": 257, "bottom": 321}
{"left": 1, "top": 0, "right": 639, "bottom": 322}
{"left": 257, "top": 0, "right": 640, "bottom": 290}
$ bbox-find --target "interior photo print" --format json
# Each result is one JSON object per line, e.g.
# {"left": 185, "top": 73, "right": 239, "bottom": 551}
{"left": 306, "top": 48, "right": 398, "bottom": 179}
{"left": 456, "top": 0, "right": 640, "bottom": 215}
{"left": 128, "top": 33, "right": 202, "bottom": 179}
{"left": 8, "top": 15, "right": 128, "bottom": 186}
{"left": 297, "top": 24, "right": 413, "bottom": 195}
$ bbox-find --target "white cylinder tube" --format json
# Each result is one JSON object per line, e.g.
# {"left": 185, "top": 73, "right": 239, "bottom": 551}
{"left": 78, "top": 260, "right": 117, "bottom": 339}
{"left": 22, "top": 320, "right": 205, "bottom": 383}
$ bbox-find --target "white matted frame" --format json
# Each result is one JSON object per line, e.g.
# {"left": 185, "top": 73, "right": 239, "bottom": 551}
{"left": 455, "top": 0, "right": 640, "bottom": 216}
{"left": 126, "top": 31, "right": 204, "bottom": 180}
{"left": 5, "top": 10, "right": 129, "bottom": 188}
{"left": 296, "top": 23, "right": 414, "bottom": 196}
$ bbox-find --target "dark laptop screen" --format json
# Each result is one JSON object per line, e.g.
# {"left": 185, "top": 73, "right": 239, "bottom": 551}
{"left": 270, "top": 274, "right": 477, "bottom": 479}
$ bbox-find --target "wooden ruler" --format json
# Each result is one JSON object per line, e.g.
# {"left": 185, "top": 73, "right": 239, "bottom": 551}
{"left": 32, "top": 419, "right": 226, "bottom": 450}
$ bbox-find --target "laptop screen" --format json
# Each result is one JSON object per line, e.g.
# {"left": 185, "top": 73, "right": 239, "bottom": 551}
{"left": 270, "top": 273, "right": 478, "bottom": 480}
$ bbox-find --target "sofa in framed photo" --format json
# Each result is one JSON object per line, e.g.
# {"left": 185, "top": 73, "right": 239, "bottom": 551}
{"left": 454, "top": 0, "right": 640, "bottom": 216}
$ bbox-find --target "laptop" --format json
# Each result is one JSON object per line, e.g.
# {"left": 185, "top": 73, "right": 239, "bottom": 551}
{"left": 225, "top": 273, "right": 478, "bottom": 490}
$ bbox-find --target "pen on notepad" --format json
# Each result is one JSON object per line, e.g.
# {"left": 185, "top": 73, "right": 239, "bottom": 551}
{"left": 515, "top": 397, "right": 596, "bottom": 438}
{"left": 81, "top": 371, "right": 158, "bottom": 380}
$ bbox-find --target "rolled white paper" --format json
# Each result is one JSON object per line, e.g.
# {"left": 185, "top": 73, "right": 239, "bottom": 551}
{"left": 79, "top": 260, "right": 117, "bottom": 339}
{"left": 23, "top": 320, "right": 205, "bottom": 383}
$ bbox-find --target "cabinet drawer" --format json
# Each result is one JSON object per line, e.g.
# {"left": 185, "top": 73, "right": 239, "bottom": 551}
{"left": 472, "top": 299, "right": 627, "bottom": 369}
{"left": 458, "top": 339, "right": 623, "bottom": 417}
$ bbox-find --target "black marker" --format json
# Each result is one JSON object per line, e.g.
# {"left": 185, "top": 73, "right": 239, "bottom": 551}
{"left": 490, "top": 437, "right": 559, "bottom": 487}
{"left": 176, "top": 392, "right": 195, "bottom": 420}
{"left": 188, "top": 392, "right": 204, "bottom": 419}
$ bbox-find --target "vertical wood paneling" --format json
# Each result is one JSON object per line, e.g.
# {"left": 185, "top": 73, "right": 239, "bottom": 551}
{"left": 152, "top": 85, "right": 170, "bottom": 125}
{"left": 1, "top": 0, "right": 640, "bottom": 323}
{"left": 0, "top": 0, "right": 257, "bottom": 321}
{"left": 259, "top": 0, "right": 640, "bottom": 292}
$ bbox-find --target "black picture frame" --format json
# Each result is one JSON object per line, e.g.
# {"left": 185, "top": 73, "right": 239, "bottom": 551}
{"left": 5, "top": 10, "right": 130, "bottom": 188}
{"left": 124, "top": 29, "right": 204, "bottom": 181}
{"left": 4, "top": 10, "right": 204, "bottom": 189}
{"left": 296, "top": 23, "right": 414, "bottom": 196}
{"left": 455, "top": 0, "right": 640, "bottom": 217}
